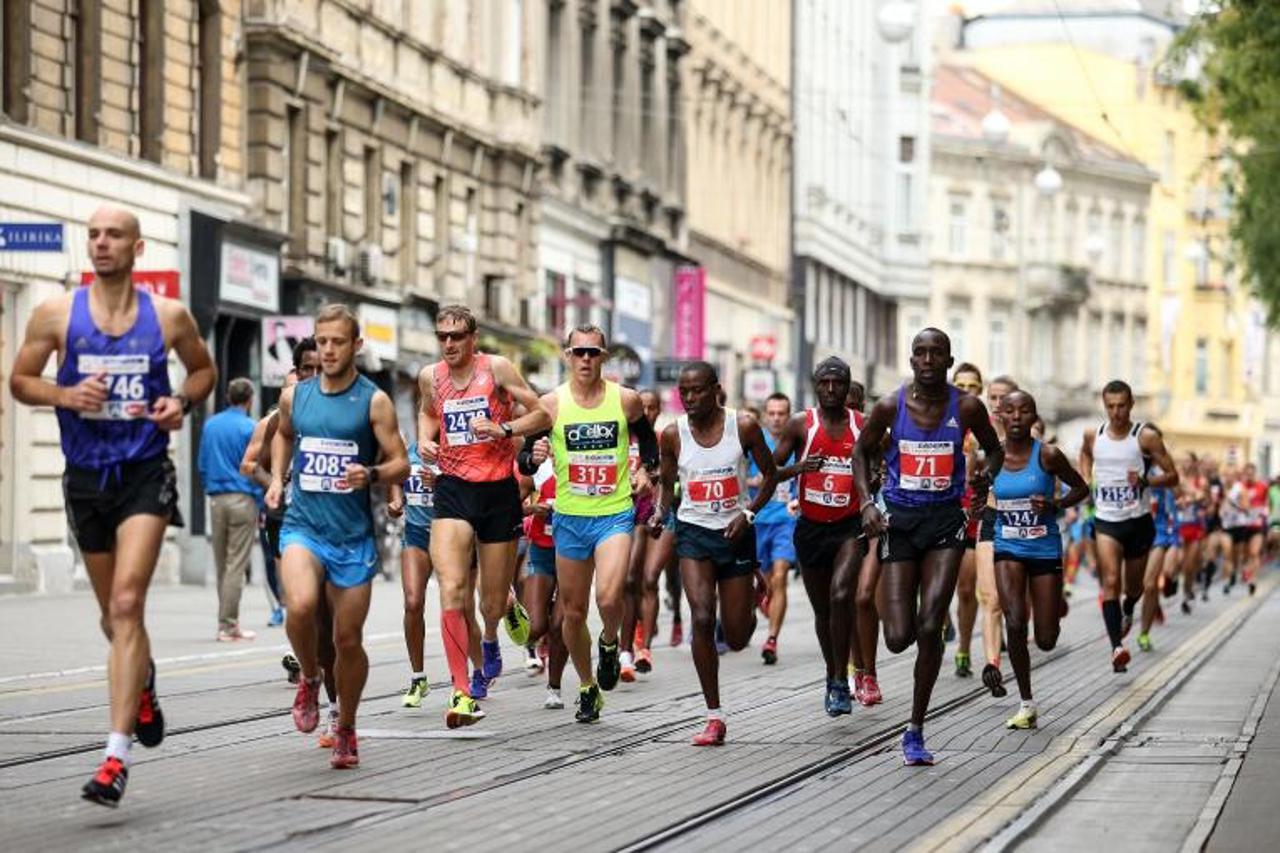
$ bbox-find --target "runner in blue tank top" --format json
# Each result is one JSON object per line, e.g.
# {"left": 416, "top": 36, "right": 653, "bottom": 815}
{"left": 991, "top": 391, "right": 1089, "bottom": 730}
{"left": 9, "top": 205, "right": 215, "bottom": 807}
{"left": 266, "top": 304, "right": 409, "bottom": 770}
{"left": 854, "top": 328, "right": 1003, "bottom": 767}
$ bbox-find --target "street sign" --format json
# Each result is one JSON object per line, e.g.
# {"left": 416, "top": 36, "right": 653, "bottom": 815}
{"left": 653, "top": 358, "right": 685, "bottom": 384}
{"left": 0, "top": 222, "right": 63, "bottom": 252}
{"left": 742, "top": 368, "right": 776, "bottom": 402}
{"left": 749, "top": 334, "right": 777, "bottom": 363}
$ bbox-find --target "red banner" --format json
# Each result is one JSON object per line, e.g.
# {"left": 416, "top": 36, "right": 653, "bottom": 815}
{"left": 673, "top": 266, "right": 705, "bottom": 360}
{"left": 79, "top": 270, "right": 181, "bottom": 299}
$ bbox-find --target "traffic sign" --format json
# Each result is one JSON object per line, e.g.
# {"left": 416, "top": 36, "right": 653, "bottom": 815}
{"left": 0, "top": 222, "right": 63, "bottom": 252}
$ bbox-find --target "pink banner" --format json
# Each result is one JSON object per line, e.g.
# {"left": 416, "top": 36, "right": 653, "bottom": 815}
{"left": 673, "top": 266, "right": 705, "bottom": 360}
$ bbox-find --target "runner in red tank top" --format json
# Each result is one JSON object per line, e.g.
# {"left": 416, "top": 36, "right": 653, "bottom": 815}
{"left": 772, "top": 357, "right": 872, "bottom": 714}
{"left": 416, "top": 305, "right": 545, "bottom": 728}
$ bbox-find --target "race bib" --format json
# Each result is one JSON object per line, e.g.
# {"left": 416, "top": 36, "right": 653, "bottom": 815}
{"left": 804, "top": 457, "right": 854, "bottom": 507}
{"left": 996, "top": 497, "right": 1048, "bottom": 540}
{"left": 686, "top": 466, "right": 741, "bottom": 513}
{"left": 404, "top": 466, "right": 433, "bottom": 508}
{"left": 898, "top": 440, "right": 955, "bottom": 491}
{"left": 628, "top": 442, "right": 641, "bottom": 476}
{"left": 443, "top": 396, "right": 492, "bottom": 447}
{"left": 298, "top": 437, "right": 359, "bottom": 493}
{"left": 1096, "top": 483, "right": 1139, "bottom": 512}
{"left": 77, "top": 354, "right": 150, "bottom": 421}
{"left": 567, "top": 452, "right": 619, "bottom": 496}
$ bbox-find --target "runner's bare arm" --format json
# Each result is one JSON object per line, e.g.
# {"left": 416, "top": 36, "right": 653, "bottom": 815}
{"left": 490, "top": 354, "right": 544, "bottom": 414}
{"left": 1139, "top": 427, "right": 1179, "bottom": 488}
{"left": 1040, "top": 444, "right": 1090, "bottom": 513}
{"left": 1078, "top": 430, "right": 1095, "bottom": 483}
{"left": 853, "top": 396, "right": 895, "bottom": 521}
{"left": 475, "top": 387, "right": 556, "bottom": 440}
{"left": 740, "top": 416, "right": 779, "bottom": 516}
{"left": 648, "top": 423, "right": 680, "bottom": 535}
{"left": 416, "top": 366, "right": 440, "bottom": 460}
{"left": 622, "top": 387, "right": 659, "bottom": 475}
{"left": 150, "top": 300, "right": 216, "bottom": 430}
{"left": 959, "top": 394, "right": 1003, "bottom": 484}
{"left": 349, "top": 391, "right": 410, "bottom": 489}
{"left": 772, "top": 413, "right": 821, "bottom": 481}
{"left": 8, "top": 296, "right": 102, "bottom": 410}
{"left": 240, "top": 414, "right": 275, "bottom": 487}
{"left": 266, "top": 386, "right": 295, "bottom": 510}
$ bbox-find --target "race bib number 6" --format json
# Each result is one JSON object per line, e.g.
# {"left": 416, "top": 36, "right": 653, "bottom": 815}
{"left": 78, "top": 354, "right": 150, "bottom": 421}
{"left": 443, "top": 396, "right": 493, "bottom": 446}
{"left": 687, "top": 467, "right": 741, "bottom": 513}
{"left": 804, "top": 458, "right": 854, "bottom": 507}
{"left": 899, "top": 440, "right": 955, "bottom": 491}
{"left": 298, "top": 437, "right": 359, "bottom": 493}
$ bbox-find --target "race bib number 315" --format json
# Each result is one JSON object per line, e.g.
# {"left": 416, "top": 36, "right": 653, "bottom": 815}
{"left": 443, "top": 396, "right": 492, "bottom": 447}
{"left": 899, "top": 440, "right": 955, "bottom": 491}
{"left": 298, "top": 437, "right": 359, "bottom": 493}
{"left": 77, "top": 354, "right": 150, "bottom": 421}
{"left": 568, "top": 452, "right": 619, "bottom": 496}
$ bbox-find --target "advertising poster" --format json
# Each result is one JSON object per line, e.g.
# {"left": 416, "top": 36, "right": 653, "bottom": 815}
{"left": 262, "top": 316, "right": 314, "bottom": 387}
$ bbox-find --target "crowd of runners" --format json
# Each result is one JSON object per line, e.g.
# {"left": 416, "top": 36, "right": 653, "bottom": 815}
{"left": 8, "top": 206, "right": 1277, "bottom": 805}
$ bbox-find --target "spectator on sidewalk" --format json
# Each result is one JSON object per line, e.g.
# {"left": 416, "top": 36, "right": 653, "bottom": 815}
{"left": 199, "top": 378, "right": 262, "bottom": 642}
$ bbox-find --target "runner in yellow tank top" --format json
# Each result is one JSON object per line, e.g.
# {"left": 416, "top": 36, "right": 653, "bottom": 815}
{"left": 475, "top": 324, "right": 660, "bottom": 722}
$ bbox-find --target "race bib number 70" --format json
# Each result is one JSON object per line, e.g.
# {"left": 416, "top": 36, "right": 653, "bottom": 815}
{"left": 686, "top": 467, "right": 741, "bottom": 513}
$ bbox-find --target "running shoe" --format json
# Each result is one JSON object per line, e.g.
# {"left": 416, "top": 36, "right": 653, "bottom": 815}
{"left": 135, "top": 659, "right": 164, "bottom": 748}
{"left": 292, "top": 675, "right": 321, "bottom": 733}
{"left": 402, "top": 677, "right": 430, "bottom": 708}
{"left": 1137, "top": 633, "right": 1153, "bottom": 653}
{"left": 828, "top": 679, "right": 853, "bottom": 716}
{"left": 692, "top": 718, "right": 727, "bottom": 746}
{"left": 901, "top": 730, "right": 935, "bottom": 766}
{"left": 853, "top": 671, "right": 865, "bottom": 704}
{"left": 330, "top": 725, "right": 359, "bottom": 769}
{"left": 544, "top": 687, "right": 564, "bottom": 709}
{"left": 445, "top": 690, "right": 485, "bottom": 728}
{"left": 954, "top": 651, "right": 972, "bottom": 678}
{"left": 217, "top": 624, "right": 258, "bottom": 642}
{"left": 481, "top": 639, "right": 503, "bottom": 680}
{"left": 575, "top": 683, "right": 603, "bottom": 723}
{"left": 761, "top": 636, "right": 778, "bottom": 665}
{"left": 504, "top": 600, "right": 531, "bottom": 646}
{"left": 1006, "top": 705, "right": 1038, "bottom": 730}
{"left": 636, "top": 647, "right": 654, "bottom": 674}
{"left": 943, "top": 617, "right": 956, "bottom": 643}
{"left": 317, "top": 710, "right": 338, "bottom": 748}
{"left": 268, "top": 607, "right": 285, "bottom": 627}
{"left": 81, "top": 757, "right": 127, "bottom": 807}
{"left": 524, "top": 646, "right": 543, "bottom": 676}
{"left": 714, "top": 621, "right": 729, "bottom": 656}
{"left": 1063, "top": 582, "right": 1074, "bottom": 598}
{"left": 1250, "top": 582, "right": 1258, "bottom": 596}
{"left": 1181, "top": 599, "right": 1193, "bottom": 615}
{"left": 620, "top": 651, "right": 636, "bottom": 683}
{"left": 982, "top": 663, "right": 1007, "bottom": 698}
{"left": 1163, "top": 575, "right": 1179, "bottom": 598}
{"left": 860, "top": 674, "right": 883, "bottom": 706}
{"left": 597, "top": 635, "right": 621, "bottom": 691}
{"left": 469, "top": 669, "right": 490, "bottom": 700}
{"left": 282, "top": 653, "right": 302, "bottom": 684}
{"left": 1112, "top": 646, "right": 1131, "bottom": 673}
{"left": 669, "top": 620, "right": 684, "bottom": 647}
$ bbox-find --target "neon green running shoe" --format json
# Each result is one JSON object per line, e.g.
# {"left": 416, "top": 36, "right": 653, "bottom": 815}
{"left": 955, "top": 651, "right": 973, "bottom": 678}
{"left": 445, "top": 690, "right": 485, "bottom": 729}
{"left": 1137, "top": 633, "right": 1153, "bottom": 653}
{"left": 575, "top": 683, "right": 604, "bottom": 723}
{"left": 504, "top": 600, "right": 531, "bottom": 646}
{"left": 1006, "top": 705, "right": 1038, "bottom": 730}
{"left": 401, "top": 677, "right": 430, "bottom": 708}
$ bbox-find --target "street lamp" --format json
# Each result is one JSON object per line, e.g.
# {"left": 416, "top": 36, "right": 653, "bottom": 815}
{"left": 982, "top": 108, "right": 1011, "bottom": 144}
{"left": 1035, "top": 163, "right": 1063, "bottom": 197}
{"left": 877, "top": 1, "right": 916, "bottom": 44}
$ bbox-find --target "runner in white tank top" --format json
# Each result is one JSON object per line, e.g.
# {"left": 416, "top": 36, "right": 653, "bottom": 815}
{"left": 649, "top": 362, "right": 778, "bottom": 747}
{"left": 1079, "top": 380, "right": 1179, "bottom": 674}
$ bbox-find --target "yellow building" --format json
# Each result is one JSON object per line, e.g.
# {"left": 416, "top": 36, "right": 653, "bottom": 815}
{"left": 954, "top": 23, "right": 1260, "bottom": 463}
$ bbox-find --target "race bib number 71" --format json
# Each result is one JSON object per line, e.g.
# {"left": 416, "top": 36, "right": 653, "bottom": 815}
{"left": 898, "top": 440, "right": 955, "bottom": 491}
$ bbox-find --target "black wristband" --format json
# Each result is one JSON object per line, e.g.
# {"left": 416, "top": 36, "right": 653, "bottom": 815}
{"left": 175, "top": 393, "right": 192, "bottom": 415}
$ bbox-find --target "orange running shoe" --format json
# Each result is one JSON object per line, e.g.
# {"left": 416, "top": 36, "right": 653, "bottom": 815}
{"left": 330, "top": 725, "right": 359, "bottom": 769}
{"left": 692, "top": 718, "right": 727, "bottom": 746}
{"left": 635, "top": 647, "right": 653, "bottom": 674}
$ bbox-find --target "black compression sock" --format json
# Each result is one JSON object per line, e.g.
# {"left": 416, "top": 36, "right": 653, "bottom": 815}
{"left": 1122, "top": 596, "right": 1137, "bottom": 617}
{"left": 1102, "top": 600, "right": 1124, "bottom": 648}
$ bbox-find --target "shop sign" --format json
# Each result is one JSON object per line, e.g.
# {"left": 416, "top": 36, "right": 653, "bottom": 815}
{"left": 79, "top": 269, "right": 180, "bottom": 299}
{"left": 219, "top": 241, "right": 280, "bottom": 312}
{"left": 0, "top": 222, "right": 63, "bottom": 252}
{"left": 262, "top": 316, "right": 314, "bottom": 388}
{"left": 358, "top": 303, "right": 399, "bottom": 362}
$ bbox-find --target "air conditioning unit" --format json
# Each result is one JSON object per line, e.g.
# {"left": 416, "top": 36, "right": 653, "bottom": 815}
{"left": 358, "top": 244, "right": 384, "bottom": 285}
{"left": 326, "top": 237, "right": 349, "bottom": 274}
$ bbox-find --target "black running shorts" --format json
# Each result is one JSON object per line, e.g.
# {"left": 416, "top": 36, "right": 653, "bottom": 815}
{"left": 62, "top": 455, "right": 183, "bottom": 554}
{"left": 432, "top": 474, "right": 523, "bottom": 543}
{"left": 675, "top": 520, "right": 756, "bottom": 581}
{"left": 993, "top": 553, "right": 1062, "bottom": 577}
{"left": 1093, "top": 515, "right": 1156, "bottom": 559}
{"left": 794, "top": 515, "right": 863, "bottom": 571}
{"left": 1227, "top": 526, "right": 1259, "bottom": 545}
{"left": 879, "top": 502, "right": 968, "bottom": 564}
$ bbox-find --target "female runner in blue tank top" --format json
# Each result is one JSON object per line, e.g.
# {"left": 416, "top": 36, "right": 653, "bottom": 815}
{"left": 854, "top": 328, "right": 1004, "bottom": 767}
{"left": 991, "top": 390, "right": 1089, "bottom": 731}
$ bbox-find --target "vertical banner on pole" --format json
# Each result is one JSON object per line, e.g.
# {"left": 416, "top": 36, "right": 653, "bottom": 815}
{"left": 670, "top": 266, "right": 706, "bottom": 411}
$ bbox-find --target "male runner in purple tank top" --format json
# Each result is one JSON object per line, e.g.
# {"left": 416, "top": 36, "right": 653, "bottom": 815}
{"left": 9, "top": 205, "right": 216, "bottom": 806}
{"left": 854, "top": 328, "right": 1002, "bottom": 766}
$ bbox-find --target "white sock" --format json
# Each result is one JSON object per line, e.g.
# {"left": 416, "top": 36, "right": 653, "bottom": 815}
{"left": 411, "top": 671, "right": 425, "bottom": 680}
{"left": 707, "top": 707, "right": 725, "bottom": 722}
{"left": 907, "top": 722, "right": 922, "bottom": 734}
{"left": 105, "top": 731, "right": 132, "bottom": 765}
{"left": 1021, "top": 699, "right": 1037, "bottom": 712}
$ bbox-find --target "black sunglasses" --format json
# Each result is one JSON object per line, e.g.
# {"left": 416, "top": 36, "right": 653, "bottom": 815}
{"left": 436, "top": 330, "right": 472, "bottom": 343}
{"left": 568, "top": 346, "right": 605, "bottom": 359}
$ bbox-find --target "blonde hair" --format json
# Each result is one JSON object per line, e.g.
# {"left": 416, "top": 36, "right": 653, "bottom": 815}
{"left": 315, "top": 303, "right": 360, "bottom": 338}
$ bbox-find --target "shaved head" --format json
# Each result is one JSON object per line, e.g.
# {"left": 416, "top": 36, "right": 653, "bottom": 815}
{"left": 912, "top": 327, "right": 951, "bottom": 356}
{"left": 89, "top": 205, "right": 141, "bottom": 239}
{"left": 1003, "top": 389, "right": 1037, "bottom": 414}
{"left": 86, "top": 204, "right": 144, "bottom": 281}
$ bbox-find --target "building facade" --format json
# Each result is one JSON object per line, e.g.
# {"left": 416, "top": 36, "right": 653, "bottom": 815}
{"left": 1, "top": 0, "right": 253, "bottom": 593}
{"left": 923, "top": 64, "right": 1154, "bottom": 439}
{"left": 683, "top": 0, "right": 792, "bottom": 403}
{"left": 793, "top": 0, "right": 931, "bottom": 404}
{"left": 955, "top": 0, "right": 1273, "bottom": 465}
{"left": 536, "top": 0, "right": 690, "bottom": 394}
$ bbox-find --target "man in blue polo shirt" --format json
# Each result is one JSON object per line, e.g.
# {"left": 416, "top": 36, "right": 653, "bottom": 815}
{"left": 199, "top": 377, "right": 262, "bottom": 641}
